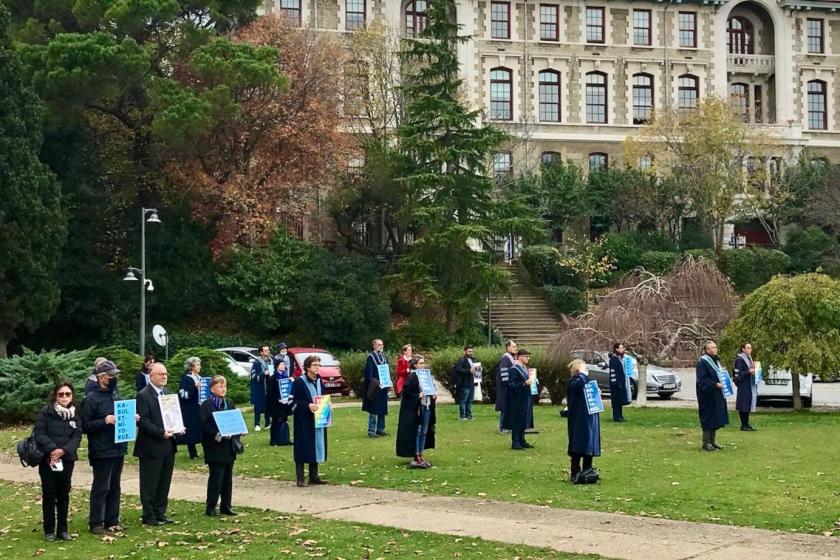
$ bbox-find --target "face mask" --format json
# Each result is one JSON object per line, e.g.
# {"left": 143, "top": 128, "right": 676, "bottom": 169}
{"left": 580, "top": 369, "right": 589, "bottom": 376}
{"left": 107, "top": 377, "right": 118, "bottom": 391}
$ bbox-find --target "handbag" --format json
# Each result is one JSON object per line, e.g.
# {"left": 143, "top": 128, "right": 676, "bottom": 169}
{"left": 366, "top": 377, "right": 381, "bottom": 402}
{"left": 17, "top": 430, "right": 43, "bottom": 468}
{"left": 231, "top": 436, "right": 245, "bottom": 455}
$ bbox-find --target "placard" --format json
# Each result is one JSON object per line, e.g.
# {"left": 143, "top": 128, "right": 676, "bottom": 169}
{"left": 114, "top": 399, "right": 136, "bottom": 443}
{"left": 212, "top": 409, "right": 248, "bottom": 437}
{"left": 529, "top": 368, "right": 539, "bottom": 396}
{"left": 377, "top": 363, "right": 392, "bottom": 388}
{"left": 314, "top": 395, "right": 332, "bottom": 428}
{"left": 622, "top": 355, "right": 635, "bottom": 402}
{"left": 754, "top": 361, "right": 763, "bottom": 385}
{"left": 279, "top": 377, "right": 292, "bottom": 403}
{"left": 158, "top": 393, "right": 185, "bottom": 433}
{"left": 198, "top": 377, "right": 212, "bottom": 405}
{"left": 472, "top": 362, "right": 483, "bottom": 402}
{"left": 416, "top": 368, "right": 437, "bottom": 396}
{"left": 584, "top": 380, "right": 604, "bottom": 415}
{"left": 717, "top": 369, "right": 735, "bottom": 398}
{"left": 623, "top": 355, "right": 635, "bottom": 377}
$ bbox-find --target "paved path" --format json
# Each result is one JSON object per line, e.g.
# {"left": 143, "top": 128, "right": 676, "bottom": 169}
{"left": 0, "top": 455, "right": 837, "bottom": 559}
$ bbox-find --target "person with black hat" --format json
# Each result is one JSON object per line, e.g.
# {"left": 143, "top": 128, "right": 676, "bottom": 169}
{"left": 80, "top": 359, "right": 130, "bottom": 534}
{"left": 273, "top": 342, "right": 291, "bottom": 372}
{"left": 502, "top": 349, "right": 536, "bottom": 450}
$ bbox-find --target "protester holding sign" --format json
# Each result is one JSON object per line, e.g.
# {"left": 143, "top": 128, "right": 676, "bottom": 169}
{"left": 134, "top": 363, "right": 180, "bottom": 525}
{"left": 608, "top": 343, "right": 630, "bottom": 422}
{"left": 177, "top": 357, "right": 203, "bottom": 459}
{"left": 733, "top": 342, "right": 758, "bottom": 432}
{"left": 696, "top": 341, "right": 730, "bottom": 452}
{"left": 452, "top": 346, "right": 476, "bottom": 420}
{"left": 496, "top": 340, "right": 517, "bottom": 434}
{"left": 292, "top": 355, "right": 329, "bottom": 487}
{"left": 362, "top": 339, "right": 389, "bottom": 438}
{"left": 200, "top": 376, "right": 240, "bottom": 517}
{"left": 396, "top": 356, "right": 437, "bottom": 468}
{"left": 33, "top": 381, "right": 82, "bottom": 542}
{"left": 502, "top": 349, "right": 536, "bottom": 451}
{"left": 566, "top": 359, "right": 602, "bottom": 484}
{"left": 266, "top": 360, "right": 293, "bottom": 446}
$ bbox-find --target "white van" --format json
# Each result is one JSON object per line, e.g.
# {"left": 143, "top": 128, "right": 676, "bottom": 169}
{"left": 757, "top": 369, "right": 813, "bottom": 408}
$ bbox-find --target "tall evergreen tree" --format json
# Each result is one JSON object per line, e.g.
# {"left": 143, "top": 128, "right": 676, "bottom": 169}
{"left": 396, "top": 0, "right": 540, "bottom": 327}
{"left": 0, "top": 4, "right": 67, "bottom": 357}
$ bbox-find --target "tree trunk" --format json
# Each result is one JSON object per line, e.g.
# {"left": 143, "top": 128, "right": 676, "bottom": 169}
{"left": 0, "top": 337, "right": 7, "bottom": 359}
{"left": 636, "top": 362, "right": 648, "bottom": 407}
{"left": 791, "top": 371, "right": 802, "bottom": 410}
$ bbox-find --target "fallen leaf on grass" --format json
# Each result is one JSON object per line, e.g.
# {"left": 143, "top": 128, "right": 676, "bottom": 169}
{"left": 33, "top": 549, "right": 45, "bottom": 557}
{"left": 289, "top": 527, "right": 307, "bottom": 536}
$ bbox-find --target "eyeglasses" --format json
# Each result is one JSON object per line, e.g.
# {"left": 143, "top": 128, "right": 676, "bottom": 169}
{"left": 56, "top": 392, "right": 72, "bottom": 397}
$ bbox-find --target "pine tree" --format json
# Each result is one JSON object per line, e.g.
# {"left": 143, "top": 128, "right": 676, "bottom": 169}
{"left": 0, "top": 4, "right": 67, "bottom": 357}
{"left": 396, "top": 0, "right": 540, "bottom": 327}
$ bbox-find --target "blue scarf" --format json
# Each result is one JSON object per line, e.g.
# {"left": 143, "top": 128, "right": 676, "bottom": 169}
{"left": 210, "top": 395, "right": 227, "bottom": 411}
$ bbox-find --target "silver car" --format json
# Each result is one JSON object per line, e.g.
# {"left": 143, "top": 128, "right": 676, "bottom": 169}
{"left": 571, "top": 350, "right": 682, "bottom": 400}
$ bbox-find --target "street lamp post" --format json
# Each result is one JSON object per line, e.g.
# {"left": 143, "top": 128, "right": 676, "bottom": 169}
{"left": 124, "top": 208, "right": 160, "bottom": 356}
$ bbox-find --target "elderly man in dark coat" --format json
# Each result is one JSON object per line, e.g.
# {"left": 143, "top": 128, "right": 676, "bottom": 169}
{"left": 495, "top": 340, "right": 517, "bottom": 434}
{"left": 608, "top": 343, "right": 630, "bottom": 422}
{"left": 249, "top": 345, "right": 273, "bottom": 432}
{"left": 292, "top": 355, "right": 328, "bottom": 487}
{"left": 566, "top": 359, "right": 601, "bottom": 483}
{"left": 362, "top": 339, "right": 389, "bottom": 438}
{"left": 733, "top": 342, "right": 758, "bottom": 432}
{"left": 502, "top": 349, "right": 535, "bottom": 450}
{"left": 696, "top": 341, "right": 729, "bottom": 451}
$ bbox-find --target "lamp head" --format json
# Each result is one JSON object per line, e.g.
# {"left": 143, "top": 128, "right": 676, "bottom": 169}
{"left": 145, "top": 279, "right": 155, "bottom": 292}
{"left": 146, "top": 211, "right": 161, "bottom": 224}
{"left": 123, "top": 270, "right": 138, "bottom": 282}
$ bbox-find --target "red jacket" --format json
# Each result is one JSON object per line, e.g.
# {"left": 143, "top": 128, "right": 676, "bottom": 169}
{"left": 396, "top": 355, "right": 410, "bottom": 394}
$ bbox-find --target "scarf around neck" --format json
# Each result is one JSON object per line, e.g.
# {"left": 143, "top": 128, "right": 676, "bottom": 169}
{"left": 54, "top": 403, "right": 75, "bottom": 420}
{"left": 738, "top": 352, "right": 754, "bottom": 369}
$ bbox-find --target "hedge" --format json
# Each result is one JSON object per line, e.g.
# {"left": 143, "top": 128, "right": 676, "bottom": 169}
{"left": 540, "top": 285, "right": 587, "bottom": 316}
{"left": 640, "top": 251, "right": 681, "bottom": 274}
{"left": 166, "top": 347, "right": 250, "bottom": 405}
{"left": 598, "top": 232, "right": 677, "bottom": 272}
{"left": 718, "top": 248, "right": 791, "bottom": 293}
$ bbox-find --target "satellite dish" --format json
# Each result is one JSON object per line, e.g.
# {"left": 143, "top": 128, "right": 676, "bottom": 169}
{"left": 152, "top": 325, "right": 168, "bottom": 347}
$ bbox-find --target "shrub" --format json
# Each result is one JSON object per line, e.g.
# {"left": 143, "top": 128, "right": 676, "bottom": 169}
{"left": 541, "top": 285, "right": 587, "bottom": 316}
{"left": 599, "top": 231, "right": 676, "bottom": 272}
{"left": 388, "top": 318, "right": 486, "bottom": 352}
{"left": 0, "top": 348, "right": 93, "bottom": 424}
{"left": 166, "top": 347, "right": 249, "bottom": 405}
{"left": 640, "top": 251, "right": 681, "bottom": 274}
{"left": 90, "top": 345, "right": 143, "bottom": 398}
{"left": 718, "top": 248, "right": 791, "bottom": 293}
{"left": 520, "top": 245, "right": 583, "bottom": 287}
{"left": 783, "top": 225, "right": 839, "bottom": 273}
{"left": 428, "top": 346, "right": 506, "bottom": 400}
{"left": 683, "top": 248, "right": 716, "bottom": 262}
{"left": 530, "top": 347, "right": 571, "bottom": 405}
{"left": 334, "top": 350, "right": 368, "bottom": 397}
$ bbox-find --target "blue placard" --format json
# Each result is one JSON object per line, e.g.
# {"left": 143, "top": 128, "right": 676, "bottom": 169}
{"left": 623, "top": 355, "right": 635, "bottom": 377}
{"left": 212, "top": 409, "right": 249, "bottom": 437}
{"left": 279, "top": 377, "right": 292, "bottom": 403}
{"left": 584, "top": 380, "right": 604, "bottom": 415}
{"left": 114, "top": 399, "right": 136, "bottom": 443}
{"left": 199, "top": 377, "right": 212, "bottom": 405}
{"left": 416, "top": 369, "right": 437, "bottom": 396}
{"left": 529, "top": 368, "right": 539, "bottom": 396}
{"left": 377, "top": 363, "right": 392, "bottom": 388}
{"left": 717, "top": 369, "right": 735, "bottom": 398}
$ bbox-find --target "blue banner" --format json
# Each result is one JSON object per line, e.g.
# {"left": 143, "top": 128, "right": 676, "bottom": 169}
{"left": 416, "top": 368, "right": 437, "bottom": 396}
{"left": 114, "top": 399, "right": 136, "bottom": 443}
{"left": 212, "top": 409, "right": 249, "bottom": 437}
{"left": 718, "top": 369, "right": 735, "bottom": 398}
{"left": 623, "top": 355, "right": 635, "bottom": 377}
{"left": 279, "top": 377, "right": 292, "bottom": 403}
{"left": 584, "top": 380, "right": 604, "bottom": 415}
{"left": 529, "top": 368, "right": 539, "bottom": 396}
{"left": 377, "top": 363, "right": 392, "bottom": 388}
{"left": 199, "top": 377, "right": 212, "bottom": 405}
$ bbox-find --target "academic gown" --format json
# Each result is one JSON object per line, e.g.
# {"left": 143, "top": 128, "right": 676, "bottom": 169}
{"left": 266, "top": 371, "right": 293, "bottom": 445}
{"left": 733, "top": 354, "right": 756, "bottom": 413}
{"left": 177, "top": 373, "right": 203, "bottom": 446}
{"left": 362, "top": 352, "right": 389, "bottom": 416}
{"left": 566, "top": 373, "right": 602, "bottom": 457}
{"left": 249, "top": 359, "right": 271, "bottom": 415}
{"left": 608, "top": 354, "right": 630, "bottom": 406}
{"left": 396, "top": 371, "right": 437, "bottom": 458}
{"left": 696, "top": 355, "right": 730, "bottom": 430}
{"left": 495, "top": 353, "right": 515, "bottom": 412}
{"left": 501, "top": 364, "right": 530, "bottom": 432}
{"left": 292, "top": 375, "right": 328, "bottom": 464}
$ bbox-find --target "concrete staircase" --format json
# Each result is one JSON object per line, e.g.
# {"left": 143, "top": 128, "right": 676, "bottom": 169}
{"left": 482, "top": 262, "right": 562, "bottom": 348}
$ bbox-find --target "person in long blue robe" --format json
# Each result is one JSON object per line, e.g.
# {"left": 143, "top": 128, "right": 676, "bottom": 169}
{"left": 495, "top": 340, "right": 517, "bottom": 433}
{"left": 696, "top": 341, "right": 729, "bottom": 451}
{"left": 502, "top": 350, "right": 535, "bottom": 450}
{"left": 566, "top": 359, "right": 601, "bottom": 483}
{"left": 266, "top": 360, "right": 293, "bottom": 445}
{"left": 177, "top": 357, "right": 203, "bottom": 459}
{"left": 292, "top": 356, "right": 328, "bottom": 487}
{"left": 362, "top": 339, "right": 389, "bottom": 437}
{"left": 249, "top": 345, "right": 273, "bottom": 431}
{"left": 608, "top": 343, "right": 630, "bottom": 422}
{"left": 733, "top": 341, "right": 757, "bottom": 432}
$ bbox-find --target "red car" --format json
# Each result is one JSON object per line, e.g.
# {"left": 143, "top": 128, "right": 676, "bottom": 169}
{"left": 287, "top": 347, "right": 351, "bottom": 397}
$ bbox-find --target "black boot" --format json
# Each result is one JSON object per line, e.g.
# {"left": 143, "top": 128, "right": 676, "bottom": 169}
{"left": 295, "top": 463, "right": 307, "bottom": 487}
{"left": 309, "top": 463, "right": 327, "bottom": 485}
{"left": 711, "top": 430, "right": 723, "bottom": 450}
{"left": 205, "top": 507, "right": 217, "bottom": 517}
{"left": 701, "top": 430, "right": 715, "bottom": 451}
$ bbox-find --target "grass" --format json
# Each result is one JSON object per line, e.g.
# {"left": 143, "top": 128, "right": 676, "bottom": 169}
{"left": 0, "top": 481, "right": 596, "bottom": 560}
{"left": 3, "top": 404, "right": 840, "bottom": 535}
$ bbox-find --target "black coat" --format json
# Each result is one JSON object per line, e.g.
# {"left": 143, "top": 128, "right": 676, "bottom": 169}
{"left": 200, "top": 399, "right": 238, "bottom": 465}
{"left": 452, "top": 356, "right": 473, "bottom": 390}
{"left": 362, "top": 352, "right": 389, "bottom": 416}
{"left": 81, "top": 385, "right": 128, "bottom": 460}
{"left": 608, "top": 354, "right": 630, "bottom": 405}
{"left": 135, "top": 368, "right": 150, "bottom": 393}
{"left": 495, "top": 353, "right": 515, "bottom": 412}
{"left": 177, "top": 374, "right": 203, "bottom": 446}
{"left": 696, "top": 355, "right": 730, "bottom": 430}
{"left": 566, "top": 373, "right": 601, "bottom": 457}
{"left": 501, "top": 364, "right": 530, "bottom": 431}
{"left": 292, "top": 375, "right": 328, "bottom": 464}
{"left": 34, "top": 405, "right": 83, "bottom": 463}
{"left": 133, "top": 385, "right": 178, "bottom": 460}
{"left": 266, "top": 372, "right": 293, "bottom": 420}
{"left": 733, "top": 355, "right": 756, "bottom": 413}
{"left": 396, "top": 371, "right": 437, "bottom": 457}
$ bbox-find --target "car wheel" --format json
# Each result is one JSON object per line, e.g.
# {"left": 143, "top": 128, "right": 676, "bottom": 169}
{"left": 658, "top": 392, "right": 673, "bottom": 400}
{"left": 802, "top": 396, "right": 813, "bottom": 408}
{"left": 341, "top": 390, "right": 351, "bottom": 397}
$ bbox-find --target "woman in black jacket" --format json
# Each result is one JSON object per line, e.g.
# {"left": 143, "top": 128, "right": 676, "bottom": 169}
{"left": 396, "top": 356, "right": 437, "bottom": 468}
{"left": 33, "top": 381, "right": 82, "bottom": 542}
{"left": 200, "top": 375, "right": 239, "bottom": 517}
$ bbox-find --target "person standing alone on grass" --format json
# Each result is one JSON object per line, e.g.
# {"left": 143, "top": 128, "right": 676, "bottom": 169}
{"left": 733, "top": 342, "right": 758, "bottom": 432}
{"left": 566, "top": 359, "right": 601, "bottom": 483}
{"left": 696, "top": 341, "right": 729, "bottom": 451}
{"left": 608, "top": 343, "right": 629, "bottom": 422}
{"left": 292, "top": 356, "right": 329, "bottom": 487}
{"left": 250, "top": 344, "right": 273, "bottom": 432}
{"left": 362, "top": 339, "right": 389, "bottom": 437}
{"left": 503, "top": 349, "right": 535, "bottom": 450}
{"left": 496, "top": 340, "right": 517, "bottom": 433}
{"left": 453, "top": 346, "right": 476, "bottom": 420}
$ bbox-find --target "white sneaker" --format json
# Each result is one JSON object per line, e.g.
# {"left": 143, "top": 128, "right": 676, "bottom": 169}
{"left": 254, "top": 425, "right": 262, "bottom": 432}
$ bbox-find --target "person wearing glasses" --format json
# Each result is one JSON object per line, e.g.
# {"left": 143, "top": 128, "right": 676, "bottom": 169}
{"left": 292, "top": 356, "right": 329, "bottom": 487}
{"left": 396, "top": 356, "right": 437, "bottom": 468}
{"left": 33, "top": 381, "right": 82, "bottom": 542}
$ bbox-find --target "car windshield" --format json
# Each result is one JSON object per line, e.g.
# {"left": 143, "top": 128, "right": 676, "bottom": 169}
{"left": 295, "top": 352, "right": 339, "bottom": 367}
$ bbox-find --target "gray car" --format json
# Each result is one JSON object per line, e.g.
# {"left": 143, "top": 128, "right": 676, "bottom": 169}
{"left": 570, "top": 350, "right": 682, "bottom": 400}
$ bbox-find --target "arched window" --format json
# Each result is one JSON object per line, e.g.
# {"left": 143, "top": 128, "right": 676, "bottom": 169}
{"left": 589, "top": 152, "right": 608, "bottom": 172}
{"left": 727, "top": 16, "right": 753, "bottom": 54}
{"left": 677, "top": 74, "right": 699, "bottom": 110}
{"left": 807, "top": 80, "right": 827, "bottom": 130}
{"left": 489, "top": 67, "right": 513, "bottom": 120}
{"left": 585, "top": 71, "right": 608, "bottom": 124}
{"left": 405, "top": 0, "right": 428, "bottom": 37}
{"left": 538, "top": 70, "right": 561, "bottom": 122}
{"left": 632, "top": 73, "right": 654, "bottom": 124}
{"left": 730, "top": 83, "right": 750, "bottom": 122}
{"left": 541, "top": 151, "right": 561, "bottom": 166}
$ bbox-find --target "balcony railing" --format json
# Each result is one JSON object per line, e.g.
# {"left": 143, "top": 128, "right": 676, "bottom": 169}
{"left": 728, "top": 54, "right": 775, "bottom": 73}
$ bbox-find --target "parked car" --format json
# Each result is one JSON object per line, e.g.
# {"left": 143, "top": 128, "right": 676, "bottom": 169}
{"left": 286, "top": 347, "right": 351, "bottom": 397}
{"left": 217, "top": 347, "right": 260, "bottom": 376}
{"left": 221, "top": 353, "right": 250, "bottom": 379}
{"left": 570, "top": 350, "right": 682, "bottom": 400}
{"left": 757, "top": 368, "right": 813, "bottom": 408}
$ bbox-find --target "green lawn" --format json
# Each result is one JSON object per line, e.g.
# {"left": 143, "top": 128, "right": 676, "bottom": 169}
{"left": 0, "top": 481, "right": 595, "bottom": 560}
{"left": 4, "top": 404, "right": 840, "bottom": 535}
